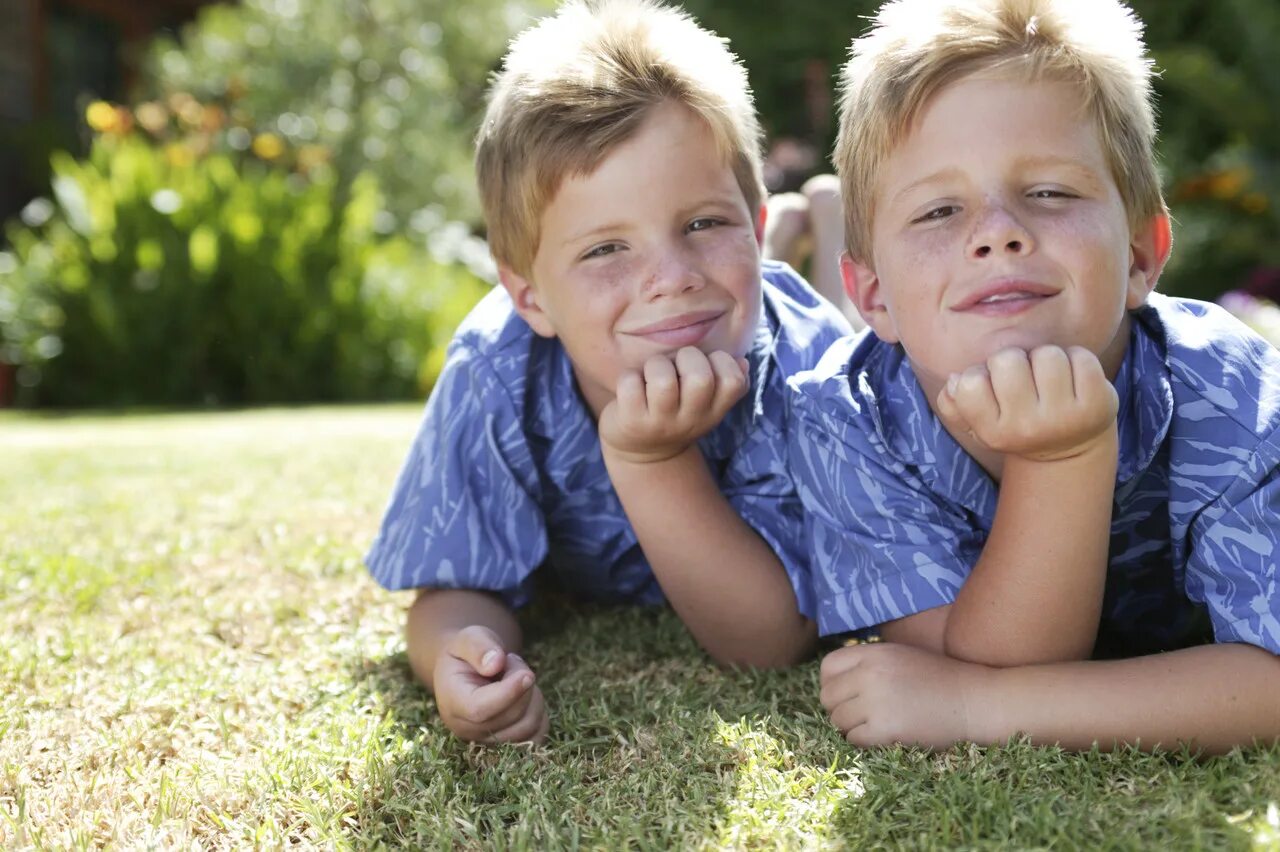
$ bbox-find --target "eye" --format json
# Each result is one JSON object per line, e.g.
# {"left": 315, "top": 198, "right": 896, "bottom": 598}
{"left": 912, "top": 205, "right": 958, "bottom": 224}
{"left": 687, "top": 216, "right": 725, "bottom": 233}
{"left": 1028, "top": 188, "right": 1077, "bottom": 200}
{"left": 581, "top": 242, "right": 623, "bottom": 261}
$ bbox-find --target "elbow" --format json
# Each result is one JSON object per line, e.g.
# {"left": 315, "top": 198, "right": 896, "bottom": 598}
{"left": 705, "top": 625, "right": 818, "bottom": 670}
{"left": 943, "top": 628, "right": 1092, "bottom": 668}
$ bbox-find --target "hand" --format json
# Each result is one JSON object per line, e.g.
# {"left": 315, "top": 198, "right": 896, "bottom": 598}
{"left": 819, "top": 641, "right": 991, "bottom": 749}
{"left": 432, "top": 625, "right": 549, "bottom": 744}
{"left": 935, "top": 345, "right": 1118, "bottom": 462}
{"left": 598, "top": 346, "right": 749, "bottom": 465}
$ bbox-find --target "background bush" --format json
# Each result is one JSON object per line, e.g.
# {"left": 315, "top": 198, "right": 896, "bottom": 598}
{"left": 0, "top": 132, "right": 487, "bottom": 407}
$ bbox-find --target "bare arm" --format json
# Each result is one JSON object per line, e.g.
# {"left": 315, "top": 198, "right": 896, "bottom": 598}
{"left": 405, "top": 588, "right": 522, "bottom": 691}
{"left": 823, "top": 640, "right": 1280, "bottom": 754}
{"left": 887, "top": 347, "right": 1119, "bottom": 665}
{"left": 885, "top": 440, "right": 1117, "bottom": 662}
{"left": 605, "top": 444, "right": 816, "bottom": 668}
{"left": 598, "top": 347, "right": 815, "bottom": 669}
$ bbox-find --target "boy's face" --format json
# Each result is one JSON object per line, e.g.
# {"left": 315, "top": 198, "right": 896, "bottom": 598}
{"left": 843, "top": 74, "right": 1169, "bottom": 401}
{"left": 499, "top": 101, "right": 764, "bottom": 415}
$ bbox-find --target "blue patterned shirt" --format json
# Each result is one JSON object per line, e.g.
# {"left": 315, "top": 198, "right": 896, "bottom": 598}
{"left": 789, "top": 294, "right": 1280, "bottom": 656}
{"left": 367, "top": 261, "right": 852, "bottom": 613}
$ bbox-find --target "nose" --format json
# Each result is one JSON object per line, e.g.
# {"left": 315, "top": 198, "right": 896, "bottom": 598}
{"left": 641, "top": 251, "right": 705, "bottom": 299}
{"left": 967, "top": 201, "right": 1034, "bottom": 259}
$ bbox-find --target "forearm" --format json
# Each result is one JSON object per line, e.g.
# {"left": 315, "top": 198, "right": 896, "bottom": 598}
{"left": 946, "top": 439, "right": 1116, "bottom": 665}
{"left": 605, "top": 446, "right": 815, "bottom": 668}
{"left": 405, "top": 588, "right": 522, "bottom": 692}
{"left": 968, "top": 643, "right": 1280, "bottom": 753}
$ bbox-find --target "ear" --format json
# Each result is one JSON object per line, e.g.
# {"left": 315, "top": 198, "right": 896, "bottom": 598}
{"left": 497, "top": 264, "right": 557, "bottom": 339}
{"left": 840, "top": 252, "right": 900, "bottom": 343}
{"left": 754, "top": 202, "right": 767, "bottom": 247}
{"left": 1125, "top": 213, "right": 1173, "bottom": 311}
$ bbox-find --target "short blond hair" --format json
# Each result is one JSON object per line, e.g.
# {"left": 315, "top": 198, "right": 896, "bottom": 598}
{"left": 835, "top": 0, "right": 1165, "bottom": 262}
{"left": 476, "top": 0, "right": 765, "bottom": 276}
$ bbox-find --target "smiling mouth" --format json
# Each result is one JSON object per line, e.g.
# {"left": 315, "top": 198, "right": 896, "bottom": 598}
{"left": 953, "top": 282, "right": 1058, "bottom": 313}
{"left": 625, "top": 310, "right": 725, "bottom": 347}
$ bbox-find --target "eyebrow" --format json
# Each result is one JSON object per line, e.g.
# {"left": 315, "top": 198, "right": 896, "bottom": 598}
{"left": 890, "top": 156, "right": 1107, "bottom": 207}
{"left": 561, "top": 223, "right": 628, "bottom": 248}
{"left": 890, "top": 168, "right": 965, "bottom": 206}
{"left": 1013, "top": 154, "right": 1108, "bottom": 188}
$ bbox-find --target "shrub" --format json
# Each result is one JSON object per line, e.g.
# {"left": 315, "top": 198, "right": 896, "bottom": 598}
{"left": 0, "top": 130, "right": 488, "bottom": 407}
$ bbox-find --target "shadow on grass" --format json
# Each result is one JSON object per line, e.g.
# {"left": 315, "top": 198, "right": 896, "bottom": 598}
{"left": 340, "top": 595, "right": 861, "bottom": 847}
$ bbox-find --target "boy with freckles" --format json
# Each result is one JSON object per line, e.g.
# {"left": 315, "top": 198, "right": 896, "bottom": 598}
{"left": 365, "top": 0, "right": 851, "bottom": 744}
{"left": 789, "top": 0, "right": 1280, "bottom": 752}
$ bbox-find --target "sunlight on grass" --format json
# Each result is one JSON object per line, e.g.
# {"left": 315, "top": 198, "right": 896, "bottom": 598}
{"left": 1229, "top": 802, "right": 1280, "bottom": 850}
{"left": 711, "top": 714, "right": 863, "bottom": 848}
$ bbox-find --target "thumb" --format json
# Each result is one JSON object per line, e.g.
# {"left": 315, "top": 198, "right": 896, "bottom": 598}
{"left": 447, "top": 625, "right": 508, "bottom": 678}
{"left": 934, "top": 375, "right": 969, "bottom": 433}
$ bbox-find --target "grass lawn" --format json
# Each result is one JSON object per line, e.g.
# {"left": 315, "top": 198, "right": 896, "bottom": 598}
{"left": 2, "top": 406, "right": 1279, "bottom": 849}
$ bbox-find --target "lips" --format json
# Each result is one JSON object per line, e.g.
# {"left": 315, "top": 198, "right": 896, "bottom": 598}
{"left": 624, "top": 309, "right": 725, "bottom": 347}
{"left": 952, "top": 280, "right": 1059, "bottom": 312}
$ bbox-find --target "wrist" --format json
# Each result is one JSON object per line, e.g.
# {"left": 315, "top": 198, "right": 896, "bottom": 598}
{"left": 959, "top": 661, "right": 1007, "bottom": 745}
{"left": 600, "top": 439, "right": 699, "bottom": 469}
{"left": 1007, "top": 423, "right": 1118, "bottom": 471}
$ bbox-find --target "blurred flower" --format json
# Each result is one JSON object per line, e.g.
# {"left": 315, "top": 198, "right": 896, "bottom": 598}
{"left": 202, "top": 105, "right": 228, "bottom": 133}
{"left": 85, "top": 101, "right": 118, "bottom": 133}
{"left": 1208, "top": 168, "right": 1248, "bottom": 201}
{"left": 135, "top": 102, "right": 170, "bottom": 135}
{"left": 252, "top": 133, "right": 285, "bottom": 160}
{"left": 1243, "top": 267, "right": 1280, "bottom": 302}
{"left": 1241, "top": 193, "right": 1269, "bottom": 215}
{"left": 296, "top": 144, "right": 331, "bottom": 173}
{"left": 164, "top": 142, "right": 196, "bottom": 169}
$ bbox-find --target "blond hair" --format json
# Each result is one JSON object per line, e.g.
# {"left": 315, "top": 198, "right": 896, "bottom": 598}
{"left": 835, "top": 0, "right": 1165, "bottom": 262}
{"left": 476, "top": 0, "right": 764, "bottom": 276}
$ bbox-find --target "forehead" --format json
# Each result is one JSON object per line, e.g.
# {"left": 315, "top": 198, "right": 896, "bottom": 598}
{"left": 883, "top": 73, "right": 1107, "bottom": 187}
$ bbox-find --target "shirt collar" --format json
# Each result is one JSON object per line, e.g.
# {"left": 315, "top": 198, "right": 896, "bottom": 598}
{"left": 1114, "top": 310, "right": 1174, "bottom": 483}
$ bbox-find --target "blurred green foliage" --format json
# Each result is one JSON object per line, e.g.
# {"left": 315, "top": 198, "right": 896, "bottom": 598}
{"left": 0, "top": 132, "right": 488, "bottom": 407}
{"left": 141, "top": 0, "right": 554, "bottom": 229}
{"left": 1, "top": 0, "right": 553, "bottom": 407}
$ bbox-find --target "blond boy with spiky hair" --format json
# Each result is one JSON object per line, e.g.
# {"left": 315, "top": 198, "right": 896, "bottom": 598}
{"left": 789, "top": 0, "right": 1280, "bottom": 751}
{"left": 366, "top": 0, "right": 850, "bottom": 744}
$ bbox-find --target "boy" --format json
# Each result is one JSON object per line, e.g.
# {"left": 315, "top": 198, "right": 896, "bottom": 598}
{"left": 366, "top": 0, "right": 851, "bottom": 744}
{"left": 790, "top": 0, "right": 1280, "bottom": 752}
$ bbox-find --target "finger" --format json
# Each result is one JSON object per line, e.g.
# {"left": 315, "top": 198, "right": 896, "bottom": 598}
{"left": 488, "top": 686, "right": 548, "bottom": 744}
{"left": 1027, "top": 345, "right": 1073, "bottom": 408}
{"left": 643, "top": 356, "right": 680, "bottom": 418}
{"left": 446, "top": 625, "right": 507, "bottom": 678}
{"left": 819, "top": 645, "right": 865, "bottom": 681}
{"left": 1066, "top": 346, "right": 1116, "bottom": 412}
{"left": 472, "top": 654, "right": 538, "bottom": 731}
{"left": 934, "top": 376, "right": 970, "bottom": 433}
{"left": 830, "top": 699, "right": 869, "bottom": 737}
{"left": 674, "top": 346, "right": 716, "bottom": 414}
{"left": 948, "top": 364, "right": 999, "bottom": 434}
{"left": 819, "top": 673, "right": 860, "bottom": 713}
{"left": 707, "top": 350, "right": 749, "bottom": 414}
{"left": 615, "top": 368, "right": 647, "bottom": 421}
{"left": 986, "top": 347, "right": 1035, "bottom": 416}
{"left": 462, "top": 660, "right": 535, "bottom": 724}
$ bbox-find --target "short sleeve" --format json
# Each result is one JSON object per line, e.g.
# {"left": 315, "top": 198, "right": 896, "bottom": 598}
{"left": 1185, "top": 453, "right": 1280, "bottom": 655}
{"left": 365, "top": 343, "right": 547, "bottom": 606}
{"left": 787, "top": 396, "right": 983, "bottom": 637}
